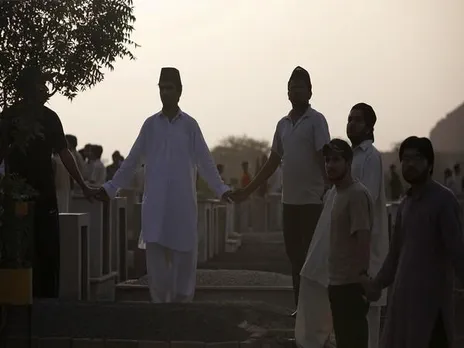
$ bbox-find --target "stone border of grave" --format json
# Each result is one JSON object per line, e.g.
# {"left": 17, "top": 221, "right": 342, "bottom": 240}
{"left": 115, "top": 284, "right": 294, "bottom": 309}
{"left": 4, "top": 337, "right": 298, "bottom": 348}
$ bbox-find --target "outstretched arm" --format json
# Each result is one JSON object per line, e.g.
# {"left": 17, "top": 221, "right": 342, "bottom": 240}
{"left": 193, "top": 121, "right": 229, "bottom": 199}
{"left": 102, "top": 120, "right": 147, "bottom": 199}
{"left": 241, "top": 126, "right": 282, "bottom": 197}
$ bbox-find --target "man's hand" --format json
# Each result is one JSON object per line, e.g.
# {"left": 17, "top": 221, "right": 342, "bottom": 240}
{"left": 81, "top": 185, "right": 101, "bottom": 202}
{"left": 229, "top": 188, "right": 250, "bottom": 203}
{"left": 221, "top": 190, "right": 234, "bottom": 203}
{"left": 361, "top": 277, "right": 382, "bottom": 302}
{"left": 94, "top": 187, "right": 110, "bottom": 202}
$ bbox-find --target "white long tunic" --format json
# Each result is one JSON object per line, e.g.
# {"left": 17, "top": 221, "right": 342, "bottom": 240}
{"left": 351, "top": 140, "right": 389, "bottom": 306}
{"left": 103, "top": 110, "right": 229, "bottom": 252}
{"left": 301, "top": 140, "right": 389, "bottom": 306}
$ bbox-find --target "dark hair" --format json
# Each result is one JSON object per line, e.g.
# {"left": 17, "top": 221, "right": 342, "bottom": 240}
{"left": 217, "top": 164, "right": 224, "bottom": 172}
{"left": 91, "top": 145, "right": 103, "bottom": 159}
{"left": 445, "top": 168, "right": 452, "bottom": 176}
{"left": 65, "top": 134, "right": 78, "bottom": 149}
{"left": 351, "top": 102, "right": 377, "bottom": 142}
{"left": 15, "top": 65, "right": 46, "bottom": 96}
{"left": 322, "top": 138, "right": 353, "bottom": 162}
{"left": 454, "top": 163, "right": 460, "bottom": 171}
{"left": 399, "top": 136, "right": 434, "bottom": 175}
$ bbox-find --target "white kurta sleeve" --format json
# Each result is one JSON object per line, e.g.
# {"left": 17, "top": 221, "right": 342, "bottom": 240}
{"left": 360, "top": 152, "right": 382, "bottom": 202}
{"left": 193, "top": 121, "right": 230, "bottom": 198}
{"left": 103, "top": 120, "right": 147, "bottom": 199}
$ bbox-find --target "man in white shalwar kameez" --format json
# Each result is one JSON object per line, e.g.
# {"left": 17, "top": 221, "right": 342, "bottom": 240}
{"left": 95, "top": 67, "right": 231, "bottom": 303}
{"left": 296, "top": 103, "right": 389, "bottom": 348}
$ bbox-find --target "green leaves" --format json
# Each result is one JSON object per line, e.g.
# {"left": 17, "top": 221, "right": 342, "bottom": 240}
{"left": 0, "top": 0, "right": 138, "bottom": 108}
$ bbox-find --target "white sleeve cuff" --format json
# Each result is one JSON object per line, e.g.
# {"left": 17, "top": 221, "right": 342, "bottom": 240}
{"left": 103, "top": 181, "right": 119, "bottom": 199}
{"left": 216, "top": 184, "right": 231, "bottom": 199}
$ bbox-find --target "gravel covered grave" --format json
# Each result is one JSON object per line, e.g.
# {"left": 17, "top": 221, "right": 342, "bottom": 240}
{"left": 126, "top": 269, "right": 293, "bottom": 287}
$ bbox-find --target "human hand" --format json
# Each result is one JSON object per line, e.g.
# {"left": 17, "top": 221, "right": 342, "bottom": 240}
{"left": 229, "top": 188, "right": 250, "bottom": 203}
{"left": 361, "top": 277, "right": 382, "bottom": 302}
{"left": 94, "top": 187, "right": 110, "bottom": 202}
{"left": 81, "top": 185, "right": 101, "bottom": 202}
{"left": 221, "top": 190, "right": 234, "bottom": 203}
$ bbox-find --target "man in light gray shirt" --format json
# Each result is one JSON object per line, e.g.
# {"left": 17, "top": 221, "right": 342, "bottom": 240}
{"left": 324, "top": 138, "right": 373, "bottom": 348}
{"left": 232, "top": 66, "right": 331, "bottom": 313}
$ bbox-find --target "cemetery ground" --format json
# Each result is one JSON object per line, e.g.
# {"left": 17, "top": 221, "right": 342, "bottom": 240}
{"left": 1, "top": 227, "right": 463, "bottom": 346}
{"left": 1, "top": 232, "right": 298, "bottom": 345}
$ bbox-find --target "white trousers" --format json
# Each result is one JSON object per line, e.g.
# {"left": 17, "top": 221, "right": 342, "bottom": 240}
{"left": 367, "top": 306, "right": 381, "bottom": 348}
{"left": 145, "top": 242, "right": 197, "bottom": 303}
{"left": 295, "top": 278, "right": 332, "bottom": 348}
{"left": 56, "top": 189, "right": 70, "bottom": 213}
{"left": 295, "top": 277, "right": 381, "bottom": 348}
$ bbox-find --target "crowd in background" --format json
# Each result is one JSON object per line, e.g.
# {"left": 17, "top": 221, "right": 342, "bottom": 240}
{"left": 51, "top": 134, "right": 144, "bottom": 213}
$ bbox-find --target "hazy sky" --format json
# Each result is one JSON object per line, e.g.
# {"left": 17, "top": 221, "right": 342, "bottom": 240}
{"left": 49, "top": 0, "right": 464, "bottom": 160}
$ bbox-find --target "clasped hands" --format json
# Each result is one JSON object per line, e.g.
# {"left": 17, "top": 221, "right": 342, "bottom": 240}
{"left": 360, "top": 275, "right": 382, "bottom": 302}
{"left": 221, "top": 187, "right": 251, "bottom": 204}
{"left": 83, "top": 186, "right": 252, "bottom": 204}
{"left": 81, "top": 185, "right": 110, "bottom": 202}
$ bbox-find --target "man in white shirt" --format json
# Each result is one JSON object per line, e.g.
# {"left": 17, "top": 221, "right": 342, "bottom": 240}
{"left": 232, "top": 67, "right": 331, "bottom": 314}
{"left": 296, "top": 103, "right": 389, "bottom": 348}
{"left": 87, "top": 145, "right": 106, "bottom": 186}
{"left": 66, "top": 134, "right": 87, "bottom": 179}
{"left": 94, "top": 67, "right": 231, "bottom": 303}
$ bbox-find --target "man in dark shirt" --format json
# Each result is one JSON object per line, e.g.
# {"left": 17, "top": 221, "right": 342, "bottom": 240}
{"left": 0, "top": 66, "right": 96, "bottom": 298}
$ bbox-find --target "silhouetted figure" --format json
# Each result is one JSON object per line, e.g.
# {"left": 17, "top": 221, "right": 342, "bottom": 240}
{"left": 87, "top": 145, "right": 106, "bottom": 186}
{"left": 367, "top": 136, "right": 464, "bottom": 348}
{"left": 0, "top": 66, "right": 91, "bottom": 298}
{"left": 106, "top": 150, "right": 124, "bottom": 181}
{"left": 388, "top": 164, "right": 403, "bottom": 200}
{"left": 453, "top": 163, "right": 462, "bottom": 194}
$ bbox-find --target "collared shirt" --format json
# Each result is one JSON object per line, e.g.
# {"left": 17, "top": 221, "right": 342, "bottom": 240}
{"left": 104, "top": 109, "right": 229, "bottom": 252}
{"left": 352, "top": 139, "right": 389, "bottom": 305}
{"left": 301, "top": 140, "right": 389, "bottom": 305}
{"left": 88, "top": 159, "right": 106, "bottom": 186}
{"left": 271, "top": 105, "right": 330, "bottom": 205}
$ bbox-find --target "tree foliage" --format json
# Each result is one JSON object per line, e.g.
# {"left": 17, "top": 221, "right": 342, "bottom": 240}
{"left": 212, "top": 135, "right": 270, "bottom": 183}
{"left": 0, "top": 0, "right": 138, "bottom": 108}
{"left": 215, "top": 135, "right": 270, "bottom": 154}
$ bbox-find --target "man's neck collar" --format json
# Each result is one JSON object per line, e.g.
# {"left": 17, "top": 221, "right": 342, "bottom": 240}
{"left": 334, "top": 175, "right": 354, "bottom": 190}
{"left": 287, "top": 104, "right": 310, "bottom": 120}
{"left": 352, "top": 139, "right": 373, "bottom": 151}
{"left": 161, "top": 106, "right": 181, "bottom": 121}
{"left": 407, "top": 177, "right": 433, "bottom": 197}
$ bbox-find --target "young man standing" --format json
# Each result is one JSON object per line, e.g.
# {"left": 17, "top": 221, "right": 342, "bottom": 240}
{"left": 95, "top": 67, "right": 231, "bottom": 303}
{"left": 366, "top": 136, "right": 464, "bottom": 348}
{"left": 346, "top": 103, "right": 389, "bottom": 348}
{"left": 323, "top": 138, "right": 373, "bottom": 348}
{"left": 296, "top": 103, "right": 388, "bottom": 348}
{"left": 233, "top": 67, "right": 330, "bottom": 313}
{"left": 0, "top": 66, "right": 94, "bottom": 298}
{"left": 87, "top": 144, "right": 106, "bottom": 186}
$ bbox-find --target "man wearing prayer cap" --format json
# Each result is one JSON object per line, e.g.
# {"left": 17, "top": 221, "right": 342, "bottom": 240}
{"left": 364, "top": 136, "right": 464, "bottom": 348}
{"left": 231, "top": 66, "right": 331, "bottom": 316}
{"left": 297, "top": 103, "right": 389, "bottom": 348}
{"left": 95, "top": 67, "right": 232, "bottom": 303}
